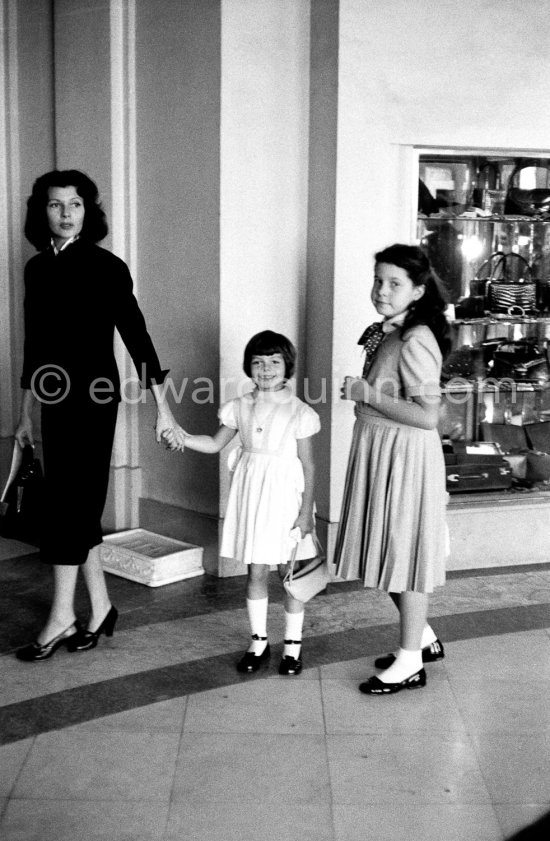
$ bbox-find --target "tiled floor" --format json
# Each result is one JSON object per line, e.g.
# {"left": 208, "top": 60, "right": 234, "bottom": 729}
{"left": 1, "top": 536, "right": 549, "bottom": 840}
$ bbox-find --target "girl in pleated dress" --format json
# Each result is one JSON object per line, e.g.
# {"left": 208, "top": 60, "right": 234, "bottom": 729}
{"left": 164, "top": 330, "right": 320, "bottom": 676}
{"left": 334, "top": 244, "right": 450, "bottom": 695}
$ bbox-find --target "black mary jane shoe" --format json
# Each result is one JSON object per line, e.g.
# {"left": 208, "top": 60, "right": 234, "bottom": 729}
{"left": 16, "top": 621, "right": 82, "bottom": 662}
{"left": 359, "top": 668, "right": 426, "bottom": 695}
{"left": 236, "top": 635, "right": 270, "bottom": 674}
{"left": 278, "top": 640, "right": 303, "bottom": 676}
{"left": 374, "top": 639, "right": 444, "bottom": 670}
{"left": 67, "top": 605, "right": 118, "bottom": 652}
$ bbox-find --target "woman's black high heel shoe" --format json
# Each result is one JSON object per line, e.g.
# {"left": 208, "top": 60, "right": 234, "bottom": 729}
{"left": 16, "top": 621, "right": 82, "bottom": 662}
{"left": 68, "top": 605, "right": 118, "bottom": 652}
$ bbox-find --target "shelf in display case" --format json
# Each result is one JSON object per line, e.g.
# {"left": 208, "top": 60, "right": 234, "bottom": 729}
{"left": 439, "top": 378, "right": 550, "bottom": 443}
{"left": 418, "top": 215, "right": 550, "bottom": 305}
{"left": 417, "top": 152, "right": 550, "bottom": 307}
{"left": 419, "top": 216, "right": 550, "bottom": 224}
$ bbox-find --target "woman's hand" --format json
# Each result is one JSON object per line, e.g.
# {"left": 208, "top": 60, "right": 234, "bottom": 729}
{"left": 155, "top": 409, "right": 177, "bottom": 444}
{"left": 161, "top": 426, "right": 186, "bottom": 452}
{"left": 341, "top": 376, "right": 369, "bottom": 403}
{"left": 14, "top": 417, "right": 34, "bottom": 448}
{"left": 15, "top": 391, "right": 36, "bottom": 448}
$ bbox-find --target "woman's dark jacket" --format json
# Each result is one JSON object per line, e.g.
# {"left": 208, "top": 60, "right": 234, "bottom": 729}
{"left": 21, "top": 239, "right": 167, "bottom": 403}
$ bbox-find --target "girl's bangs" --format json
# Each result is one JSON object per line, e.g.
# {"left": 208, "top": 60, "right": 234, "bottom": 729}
{"left": 250, "top": 341, "right": 285, "bottom": 357}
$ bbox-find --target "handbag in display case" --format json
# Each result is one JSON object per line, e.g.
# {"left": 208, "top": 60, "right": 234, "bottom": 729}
{"left": 476, "top": 252, "right": 537, "bottom": 315}
{"left": 491, "top": 339, "right": 550, "bottom": 383}
{"left": 480, "top": 422, "right": 550, "bottom": 484}
{"left": 443, "top": 441, "right": 513, "bottom": 493}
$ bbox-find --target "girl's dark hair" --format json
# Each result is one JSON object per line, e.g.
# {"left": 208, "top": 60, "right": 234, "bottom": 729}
{"left": 24, "top": 169, "right": 108, "bottom": 250}
{"left": 243, "top": 330, "right": 296, "bottom": 379}
{"left": 374, "top": 243, "right": 451, "bottom": 358}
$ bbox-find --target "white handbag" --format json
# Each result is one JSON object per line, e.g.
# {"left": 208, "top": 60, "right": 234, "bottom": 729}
{"left": 283, "top": 533, "right": 329, "bottom": 603}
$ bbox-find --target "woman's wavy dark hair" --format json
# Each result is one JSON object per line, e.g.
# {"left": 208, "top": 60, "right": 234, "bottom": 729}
{"left": 24, "top": 169, "right": 108, "bottom": 250}
{"left": 374, "top": 243, "right": 451, "bottom": 358}
{"left": 243, "top": 330, "right": 296, "bottom": 379}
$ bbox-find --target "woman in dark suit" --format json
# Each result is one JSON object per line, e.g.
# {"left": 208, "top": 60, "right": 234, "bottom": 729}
{"left": 15, "top": 169, "right": 177, "bottom": 661}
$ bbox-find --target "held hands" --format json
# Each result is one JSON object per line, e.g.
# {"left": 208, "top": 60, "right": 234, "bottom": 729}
{"left": 341, "top": 376, "right": 369, "bottom": 403}
{"left": 161, "top": 425, "right": 187, "bottom": 452}
{"left": 155, "top": 409, "right": 178, "bottom": 444}
{"left": 155, "top": 409, "right": 186, "bottom": 452}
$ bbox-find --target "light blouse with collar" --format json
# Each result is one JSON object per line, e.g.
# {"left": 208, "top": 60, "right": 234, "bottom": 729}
{"left": 50, "top": 235, "right": 79, "bottom": 256}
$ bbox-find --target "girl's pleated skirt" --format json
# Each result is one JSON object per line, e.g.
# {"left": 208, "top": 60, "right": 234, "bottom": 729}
{"left": 334, "top": 407, "right": 447, "bottom": 593}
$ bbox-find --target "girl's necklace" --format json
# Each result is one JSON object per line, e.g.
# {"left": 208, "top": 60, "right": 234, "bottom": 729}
{"left": 251, "top": 394, "right": 279, "bottom": 434}
{"left": 251, "top": 402, "right": 268, "bottom": 433}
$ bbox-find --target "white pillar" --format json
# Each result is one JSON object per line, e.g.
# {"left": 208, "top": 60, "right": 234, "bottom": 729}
{"left": 108, "top": 0, "right": 141, "bottom": 530}
{"left": 0, "top": 0, "right": 22, "bottom": 446}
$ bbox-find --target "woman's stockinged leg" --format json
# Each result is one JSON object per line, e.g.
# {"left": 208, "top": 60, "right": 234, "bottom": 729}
{"left": 81, "top": 546, "right": 112, "bottom": 633}
{"left": 37, "top": 564, "right": 79, "bottom": 644}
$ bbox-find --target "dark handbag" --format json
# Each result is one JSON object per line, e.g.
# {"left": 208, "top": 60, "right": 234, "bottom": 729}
{"left": 504, "top": 159, "right": 550, "bottom": 216}
{"left": 480, "top": 422, "right": 550, "bottom": 484}
{"left": 283, "top": 533, "right": 329, "bottom": 602}
{"left": 491, "top": 339, "right": 550, "bottom": 383}
{"left": 0, "top": 443, "right": 43, "bottom": 544}
{"left": 475, "top": 251, "right": 537, "bottom": 315}
{"left": 444, "top": 442, "right": 512, "bottom": 493}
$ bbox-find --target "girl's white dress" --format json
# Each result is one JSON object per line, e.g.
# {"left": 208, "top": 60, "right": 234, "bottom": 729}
{"left": 219, "top": 387, "right": 320, "bottom": 566}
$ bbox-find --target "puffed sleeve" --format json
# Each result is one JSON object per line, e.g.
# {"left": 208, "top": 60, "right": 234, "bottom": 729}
{"left": 113, "top": 259, "right": 169, "bottom": 387}
{"left": 295, "top": 402, "right": 321, "bottom": 439}
{"left": 399, "top": 327, "right": 442, "bottom": 399}
{"left": 218, "top": 399, "right": 239, "bottom": 430}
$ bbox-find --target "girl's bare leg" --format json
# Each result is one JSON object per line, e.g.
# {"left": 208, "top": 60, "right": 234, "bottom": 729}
{"left": 377, "top": 590, "right": 428, "bottom": 683}
{"left": 283, "top": 590, "right": 304, "bottom": 661}
{"left": 398, "top": 591, "right": 429, "bottom": 651}
{"left": 245, "top": 563, "right": 270, "bottom": 654}
{"left": 389, "top": 591, "right": 437, "bottom": 649}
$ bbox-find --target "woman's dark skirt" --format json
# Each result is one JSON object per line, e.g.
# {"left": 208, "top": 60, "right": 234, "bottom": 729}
{"left": 39, "top": 398, "right": 118, "bottom": 565}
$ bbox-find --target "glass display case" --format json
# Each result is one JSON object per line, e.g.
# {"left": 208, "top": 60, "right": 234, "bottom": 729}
{"left": 417, "top": 152, "right": 550, "bottom": 451}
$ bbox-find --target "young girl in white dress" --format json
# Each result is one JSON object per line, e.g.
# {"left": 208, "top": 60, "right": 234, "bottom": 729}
{"left": 164, "top": 330, "right": 320, "bottom": 676}
{"left": 334, "top": 244, "right": 450, "bottom": 695}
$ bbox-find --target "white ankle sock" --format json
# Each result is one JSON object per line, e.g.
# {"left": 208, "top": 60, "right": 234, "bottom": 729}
{"left": 378, "top": 647, "right": 422, "bottom": 684}
{"left": 246, "top": 597, "right": 268, "bottom": 654}
{"left": 420, "top": 625, "right": 437, "bottom": 648}
{"left": 283, "top": 610, "right": 304, "bottom": 659}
